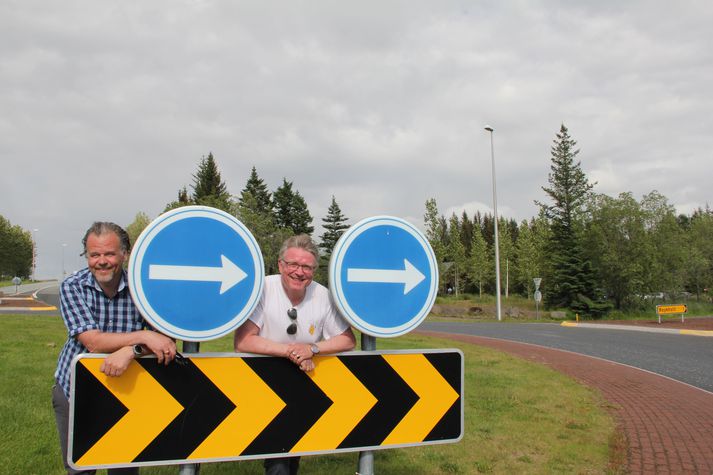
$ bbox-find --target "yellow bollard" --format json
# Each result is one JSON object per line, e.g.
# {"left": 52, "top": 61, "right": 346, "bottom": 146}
{"left": 576, "top": 313, "right": 579, "bottom": 322}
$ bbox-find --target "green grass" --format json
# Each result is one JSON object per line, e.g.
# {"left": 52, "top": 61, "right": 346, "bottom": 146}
{"left": 0, "top": 314, "right": 621, "bottom": 474}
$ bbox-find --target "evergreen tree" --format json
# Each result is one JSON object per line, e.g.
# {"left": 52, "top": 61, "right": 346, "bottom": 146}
{"left": 191, "top": 153, "right": 232, "bottom": 211}
{"left": 467, "top": 224, "right": 490, "bottom": 299}
{"left": 164, "top": 186, "right": 193, "bottom": 212}
{"left": 460, "top": 210, "right": 474, "bottom": 255}
{"left": 496, "top": 217, "right": 516, "bottom": 298}
{"left": 537, "top": 124, "right": 599, "bottom": 314}
{"left": 239, "top": 166, "right": 273, "bottom": 216}
{"left": 291, "top": 192, "right": 314, "bottom": 235}
{"left": 515, "top": 219, "right": 544, "bottom": 298}
{"left": 424, "top": 198, "right": 448, "bottom": 293}
{"left": 273, "top": 178, "right": 314, "bottom": 235}
{"left": 446, "top": 214, "right": 467, "bottom": 295}
{"left": 319, "top": 196, "right": 349, "bottom": 257}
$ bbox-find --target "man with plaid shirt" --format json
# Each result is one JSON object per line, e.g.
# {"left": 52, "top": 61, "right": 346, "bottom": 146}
{"left": 52, "top": 222, "right": 177, "bottom": 475}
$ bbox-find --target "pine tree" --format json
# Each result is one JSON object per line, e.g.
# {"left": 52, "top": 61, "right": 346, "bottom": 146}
{"left": 460, "top": 210, "right": 474, "bottom": 255}
{"left": 319, "top": 196, "right": 349, "bottom": 257}
{"left": 447, "top": 214, "right": 467, "bottom": 295}
{"left": 291, "top": 191, "right": 314, "bottom": 235}
{"left": 514, "top": 219, "right": 542, "bottom": 298}
{"left": 424, "top": 198, "right": 448, "bottom": 293}
{"left": 467, "top": 224, "right": 490, "bottom": 299}
{"left": 191, "top": 153, "right": 232, "bottom": 211}
{"left": 273, "top": 178, "right": 314, "bottom": 235}
{"left": 273, "top": 178, "right": 295, "bottom": 230}
{"left": 239, "top": 166, "right": 273, "bottom": 216}
{"left": 164, "top": 186, "right": 193, "bottom": 212}
{"left": 538, "top": 124, "right": 598, "bottom": 313}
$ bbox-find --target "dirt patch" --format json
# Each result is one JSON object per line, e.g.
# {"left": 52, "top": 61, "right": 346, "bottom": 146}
{"left": 430, "top": 304, "right": 540, "bottom": 319}
{"left": 0, "top": 297, "right": 53, "bottom": 308}
{"left": 585, "top": 316, "right": 713, "bottom": 331}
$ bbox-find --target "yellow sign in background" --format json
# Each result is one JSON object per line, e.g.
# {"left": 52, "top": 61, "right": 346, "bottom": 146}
{"left": 656, "top": 304, "right": 687, "bottom": 315}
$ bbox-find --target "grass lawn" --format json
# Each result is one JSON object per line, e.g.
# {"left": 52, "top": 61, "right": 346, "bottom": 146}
{"left": 0, "top": 314, "right": 621, "bottom": 474}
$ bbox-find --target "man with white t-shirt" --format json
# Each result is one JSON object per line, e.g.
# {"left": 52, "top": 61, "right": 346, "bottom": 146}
{"left": 234, "top": 233, "right": 356, "bottom": 475}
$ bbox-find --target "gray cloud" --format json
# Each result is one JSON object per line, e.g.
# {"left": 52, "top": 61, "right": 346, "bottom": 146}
{"left": 2, "top": 0, "right": 711, "bottom": 279}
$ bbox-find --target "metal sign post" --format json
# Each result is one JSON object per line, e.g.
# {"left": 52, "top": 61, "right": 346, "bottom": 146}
{"left": 357, "top": 333, "right": 376, "bottom": 475}
{"left": 178, "top": 341, "right": 201, "bottom": 475}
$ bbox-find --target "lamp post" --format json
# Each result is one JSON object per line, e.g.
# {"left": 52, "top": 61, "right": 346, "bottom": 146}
{"left": 484, "top": 126, "right": 502, "bottom": 321}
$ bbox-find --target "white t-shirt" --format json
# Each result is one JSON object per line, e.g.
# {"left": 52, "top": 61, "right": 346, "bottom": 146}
{"left": 248, "top": 274, "right": 351, "bottom": 344}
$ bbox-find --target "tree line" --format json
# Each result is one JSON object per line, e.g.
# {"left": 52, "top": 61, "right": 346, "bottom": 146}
{"left": 127, "top": 153, "right": 350, "bottom": 283}
{"left": 0, "top": 216, "right": 33, "bottom": 279}
{"left": 425, "top": 125, "right": 713, "bottom": 317}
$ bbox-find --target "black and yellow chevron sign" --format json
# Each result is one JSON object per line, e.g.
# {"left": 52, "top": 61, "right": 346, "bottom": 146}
{"left": 69, "top": 350, "right": 462, "bottom": 469}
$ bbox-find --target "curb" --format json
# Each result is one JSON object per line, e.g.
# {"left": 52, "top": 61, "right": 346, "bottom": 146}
{"left": 561, "top": 321, "right": 713, "bottom": 337}
{"left": 0, "top": 306, "right": 58, "bottom": 312}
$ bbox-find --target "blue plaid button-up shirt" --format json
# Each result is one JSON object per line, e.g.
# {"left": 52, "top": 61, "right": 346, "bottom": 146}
{"left": 54, "top": 267, "right": 144, "bottom": 398}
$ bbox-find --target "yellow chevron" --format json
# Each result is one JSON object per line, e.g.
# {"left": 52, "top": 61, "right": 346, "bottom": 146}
{"left": 291, "top": 356, "right": 377, "bottom": 452}
{"left": 76, "top": 359, "right": 183, "bottom": 466}
{"left": 188, "top": 358, "right": 285, "bottom": 459}
{"left": 381, "top": 354, "right": 459, "bottom": 445}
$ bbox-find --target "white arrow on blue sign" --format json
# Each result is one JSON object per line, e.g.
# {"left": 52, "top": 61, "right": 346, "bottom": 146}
{"left": 329, "top": 216, "right": 439, "bottom": 338}
{"left": 128, "top": 206, "right": 264, "bottom": 341}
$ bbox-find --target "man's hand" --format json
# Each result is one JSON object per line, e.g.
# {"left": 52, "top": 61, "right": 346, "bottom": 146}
{"left": 299, "top": 358, "right": 315, "bottom": 372}
{"left": 286, "top": 343, "right": 312, "bottom": 366}
{"left": 141, "top": 330, "right": 177, "bottom": 365}
{"left": 100, "top": 346, "right": 134, "bottom": 377}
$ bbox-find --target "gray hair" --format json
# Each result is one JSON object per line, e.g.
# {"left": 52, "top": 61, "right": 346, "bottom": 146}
{"left": 81, "top": 222, "right": 131, "bottom": 256}
{"left": 279, "top": 234, "right": 319, "bottom": 266}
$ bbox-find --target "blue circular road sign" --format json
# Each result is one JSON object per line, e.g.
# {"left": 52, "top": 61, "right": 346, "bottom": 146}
{"left": 128, "top": 206, "right": 264, "bottom": 341}
{"left": 329, "top": 216, "right": 438, "bottom": 338}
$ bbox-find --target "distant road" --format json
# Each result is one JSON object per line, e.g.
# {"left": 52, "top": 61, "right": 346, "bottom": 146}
{"left": 419, "top": 321, "right": 713, "bottom": 393}
{"left": 0, "top": 281, "right": 60, "bottom": 314}
{"left": 36, "top": 283, "right": 60, "bottom": 309}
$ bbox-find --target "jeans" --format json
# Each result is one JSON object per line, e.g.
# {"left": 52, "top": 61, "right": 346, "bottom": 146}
{"left": 264, "top": 456, "right": 300, "bottom": 475}
{"left": 52, "top": 383, "right": 139, "bottom": 475}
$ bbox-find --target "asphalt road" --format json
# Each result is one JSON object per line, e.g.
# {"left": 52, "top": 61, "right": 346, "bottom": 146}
{"left": 6, "top": 283, "right": 712, "bottom": 393}
{"left": 36, "top": 283, "right": 60, "bottom": 309}
{"left": 419, "top": 321, "right": 713, "bottom": 393}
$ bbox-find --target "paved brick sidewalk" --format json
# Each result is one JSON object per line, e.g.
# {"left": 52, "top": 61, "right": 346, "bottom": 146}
{"left": 420, "top": 330, "right": 713, "bottom": 474}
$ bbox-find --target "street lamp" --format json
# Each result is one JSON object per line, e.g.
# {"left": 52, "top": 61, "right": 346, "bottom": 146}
{"left": 484, "top": 126, "right": 502, "bottom": 321}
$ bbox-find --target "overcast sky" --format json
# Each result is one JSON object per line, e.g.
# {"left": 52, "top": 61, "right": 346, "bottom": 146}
{"left": 2, "top": 1, "right": 711, "bottom": 280}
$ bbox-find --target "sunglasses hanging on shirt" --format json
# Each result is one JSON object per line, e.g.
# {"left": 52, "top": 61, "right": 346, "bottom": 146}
{"left": 286, "top": 307, "right": 298, "bottom": 335}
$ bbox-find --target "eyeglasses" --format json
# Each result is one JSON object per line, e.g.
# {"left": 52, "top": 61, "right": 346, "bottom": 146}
{"left": 281, "top": 259, "right": 316, "bottom": 274}
{"left": 287, "top": 307, "right": 298, "bottom": 335}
